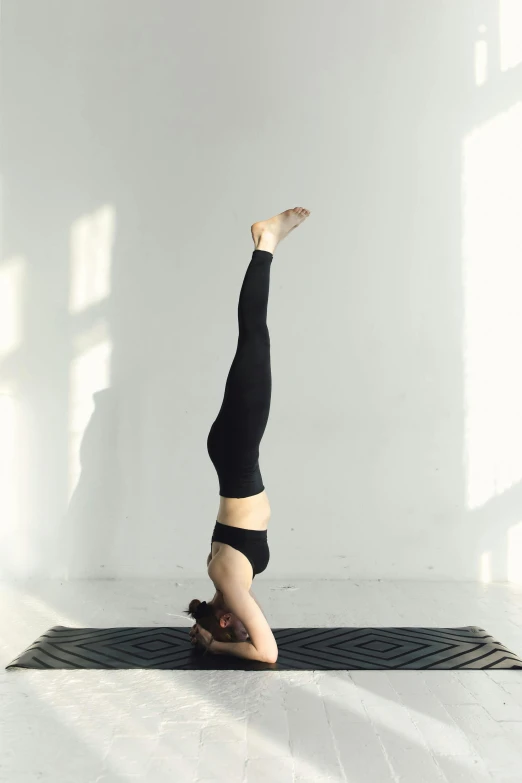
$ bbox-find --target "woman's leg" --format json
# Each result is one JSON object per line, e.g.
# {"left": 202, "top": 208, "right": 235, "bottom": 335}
{"left": 207, "top": 249, "right": 273, "bottom": 498}
{"left": 207, "top": 207, "right": 311, "bottom": 498}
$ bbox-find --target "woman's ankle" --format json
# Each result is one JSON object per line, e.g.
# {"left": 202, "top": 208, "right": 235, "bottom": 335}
{"left": 254, "top": 231, "right": 278, "bottom": 254}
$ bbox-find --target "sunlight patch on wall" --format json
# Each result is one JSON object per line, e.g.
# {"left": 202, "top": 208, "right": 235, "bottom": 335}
{"left": 68, "top": 322, "right": 112, "bottom": 498}
{"left": 0, "top": 395, "right": 18, "bottom": 560}
{"left": 507, "top": 522, "right": 522, "bottom": 584}
{"left": 499, "top": 0, "right": 522, "bottom": 71}
{"left": 480, "top": 551, "right": 492, "bottom": 583}
{"left": 475, "top": 25, "right": 488, "bottom": 86}
{"left": 0, "top": 257, "right": 25, "bottom": 358}
{"left": 0, "top": 393, "right": 26, "bottom": 576}
{"left": 69, "top": 205, "right": 115, "bottom": 314}
{"left": 462, "top": 102, "right": 522, "bottom": 510}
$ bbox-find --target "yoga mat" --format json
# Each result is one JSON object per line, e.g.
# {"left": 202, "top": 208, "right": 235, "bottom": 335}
{"left": 6, "top": 626, "right": 522, "bottom": 671}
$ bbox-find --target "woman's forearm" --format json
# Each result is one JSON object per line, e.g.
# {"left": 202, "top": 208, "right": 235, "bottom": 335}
{"left": 210, "top": 639, "right": 274, "bottom": 663}
{"left": 249, "top": 590, "right": 267, "bottom": 619}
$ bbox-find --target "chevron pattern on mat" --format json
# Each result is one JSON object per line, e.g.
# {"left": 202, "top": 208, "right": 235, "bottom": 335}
{"left": 6, "top": 625, "right": 522, "bottom": 671}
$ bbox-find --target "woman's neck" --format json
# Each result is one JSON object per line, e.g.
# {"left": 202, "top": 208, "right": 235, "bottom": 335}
{"left": 210, "top": 590, "right": 225, "bottom": 609}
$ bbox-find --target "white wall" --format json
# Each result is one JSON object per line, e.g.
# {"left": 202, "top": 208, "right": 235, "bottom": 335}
{"left": 1, "top": 0, "right": 521, "bottom": 581}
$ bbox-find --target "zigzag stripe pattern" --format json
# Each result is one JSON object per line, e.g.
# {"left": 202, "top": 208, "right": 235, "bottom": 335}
{"left": 6, "top": 625, "right": 522, "bottom": 671}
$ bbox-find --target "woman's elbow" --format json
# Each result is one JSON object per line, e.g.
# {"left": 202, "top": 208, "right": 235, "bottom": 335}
{"left": 262, "top": 647, "right": 278, "bottom": 664}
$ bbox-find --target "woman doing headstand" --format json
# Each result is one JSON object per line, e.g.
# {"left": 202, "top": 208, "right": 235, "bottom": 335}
{"left": 186, "top": 207, "right": 311, "bottom": 663}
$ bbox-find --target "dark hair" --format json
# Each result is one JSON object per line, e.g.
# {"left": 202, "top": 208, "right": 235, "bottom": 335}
{"left": 184, "top": 598, "right": 239, "bottom": 643}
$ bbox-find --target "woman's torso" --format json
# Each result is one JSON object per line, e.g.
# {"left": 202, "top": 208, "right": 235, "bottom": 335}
{"left": 216, "top": 490, "right": 271, "bottom": 530}
{"left": 209, "top": 490, "right": 271, "bottom": 583}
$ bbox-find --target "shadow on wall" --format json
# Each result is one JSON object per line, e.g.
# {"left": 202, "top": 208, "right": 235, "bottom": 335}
{"left": 0, "top": 0, "right": 521, "bottom": 582}
{"left": 64, "top": 388, "right": 119, "bottom": 578}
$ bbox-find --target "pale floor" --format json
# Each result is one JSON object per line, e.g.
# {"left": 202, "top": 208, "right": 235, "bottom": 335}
{"left": 1, "top": 579, "right": 522, "bottom": 783}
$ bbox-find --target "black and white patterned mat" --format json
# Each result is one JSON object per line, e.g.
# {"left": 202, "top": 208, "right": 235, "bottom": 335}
{"left": 6, "top": 625, "right": 522, "bottom": 671}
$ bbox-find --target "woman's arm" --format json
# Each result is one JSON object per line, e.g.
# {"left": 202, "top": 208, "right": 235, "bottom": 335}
{"left": 249, "top": 589, "right": 267, "bottom": 617}
{"left": 209, "top": 638, "right": 276, "bottom": 663}
{"left": 218, "top": 583, "right": 278, "bottom": 663}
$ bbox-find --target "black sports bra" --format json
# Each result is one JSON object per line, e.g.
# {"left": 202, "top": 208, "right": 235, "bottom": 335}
{"left": 211, "top": 521, "right": 270, "bottom": 578}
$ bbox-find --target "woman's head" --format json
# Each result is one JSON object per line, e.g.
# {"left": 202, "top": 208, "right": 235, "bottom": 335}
{"left": 184, "top": 598, "right": 249, "bottom": 643}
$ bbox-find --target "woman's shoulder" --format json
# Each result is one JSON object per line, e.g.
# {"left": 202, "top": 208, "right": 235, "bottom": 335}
{"left": 208, "top": 547, "right": 252, "bottom": 590}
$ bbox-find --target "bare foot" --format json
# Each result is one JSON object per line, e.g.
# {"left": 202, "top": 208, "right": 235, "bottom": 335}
{"left": 251, "top": 207, "right": 311, "bottom": 253}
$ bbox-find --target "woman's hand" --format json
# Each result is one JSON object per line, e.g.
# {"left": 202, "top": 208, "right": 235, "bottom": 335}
{"left": 189, "top": 623, "right": 214, "bottom": 652}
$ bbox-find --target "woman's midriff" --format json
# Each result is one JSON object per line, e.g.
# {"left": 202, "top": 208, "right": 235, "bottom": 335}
{"left": 216, "top": 489, "right": 271, "bottom": 531}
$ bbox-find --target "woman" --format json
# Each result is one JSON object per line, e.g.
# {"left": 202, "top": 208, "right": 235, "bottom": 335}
{"left": 186, "top": 206, "right": 311, "bottom": 663}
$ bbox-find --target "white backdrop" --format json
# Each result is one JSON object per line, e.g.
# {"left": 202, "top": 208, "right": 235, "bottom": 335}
{"left": 1, "top": 0, "right": 521, "bottom": 581}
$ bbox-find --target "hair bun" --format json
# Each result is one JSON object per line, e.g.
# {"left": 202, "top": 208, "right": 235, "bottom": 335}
{"left": 185, "top": 598, "right": 211, "bottom": 621}
{"left": 194, "top": 600, "right": 207, "bottom": 618}
{"left": 188, "top": 599, "right": 201, "bottom": 616}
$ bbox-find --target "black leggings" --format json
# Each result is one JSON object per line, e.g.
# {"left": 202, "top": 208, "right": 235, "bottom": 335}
{"left": 207, "top": 249, "right": 273, "bottom": 498}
